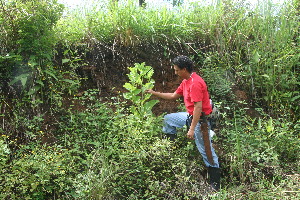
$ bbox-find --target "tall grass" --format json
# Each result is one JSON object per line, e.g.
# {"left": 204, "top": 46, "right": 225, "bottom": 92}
{"left": 55, "top": 0, "right": 223, "bottom": 44}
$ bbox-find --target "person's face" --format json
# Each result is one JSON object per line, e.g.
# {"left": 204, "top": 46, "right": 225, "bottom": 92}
{"left": 173, "top": 65, "right": 186, "bottom": 78}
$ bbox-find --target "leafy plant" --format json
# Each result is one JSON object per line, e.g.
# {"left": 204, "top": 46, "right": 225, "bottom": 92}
{"left": 57, "top": 89, "right": 113, "bottom": 151}
{"left": 0, "top": 143, "right": 76, "bottom": 199}
{"left": 123, "top": 62, "right": 159, "bottom": 118}
{"left": 1, "top": 0, "right": 64, "bottom": 59}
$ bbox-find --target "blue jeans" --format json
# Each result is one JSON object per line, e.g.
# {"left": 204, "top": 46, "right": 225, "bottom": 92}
{"left": 163, "top": 112, "right": 219, "bottom": 168}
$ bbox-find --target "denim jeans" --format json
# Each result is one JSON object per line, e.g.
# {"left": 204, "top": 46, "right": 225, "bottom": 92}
{"left": 163, "top": 112, "right": 219, "bottom": 168}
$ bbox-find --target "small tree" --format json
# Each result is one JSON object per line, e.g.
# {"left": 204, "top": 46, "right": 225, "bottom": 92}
{"left": 123, "top": 63, "right": 158, "bottom": 118}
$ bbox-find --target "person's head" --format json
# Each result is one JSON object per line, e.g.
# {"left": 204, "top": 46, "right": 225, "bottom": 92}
{"left": 172, "top": 55, "right": 194, "bottom": 79}
{"left": 172, "top": 55, "right": 194, "bottom": 73}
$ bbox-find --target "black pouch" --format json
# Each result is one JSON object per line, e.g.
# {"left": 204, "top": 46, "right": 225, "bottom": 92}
{"left": 186, "top": 114, "right": 193, "bottom": 132}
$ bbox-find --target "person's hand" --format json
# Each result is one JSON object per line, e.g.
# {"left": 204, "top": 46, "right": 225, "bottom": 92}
{"left": 145, "top": 89, "right": 154, "bottom": 94}
{"left": 187, "top": 129, "right": 194, "bottom": 140}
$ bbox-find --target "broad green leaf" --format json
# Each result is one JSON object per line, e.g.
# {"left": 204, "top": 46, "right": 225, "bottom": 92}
{"left": 261, "top": 74, "right": 270, "bottom": 80}
{"left": 136, "top": 77, "right": 142, "bottom": 85}
{"left": 258, "top": 118, "right": 262, "bottom": 129}
{"left": 27, "top": 85, "right": 41, "bottom": 96}
{"left": 63, "top": 79, "right": 78, "bottom": 85}
{"left": 45, "top": 54, "right": 52, "bottom": 61}
{"left": 9, "top": 73, "right": 29, "bottom": 86}
{"left": 28, "top": 61, "right": 38, "bottom": 67}
{"left": 62, "top": 59, "right": 70, "bottom": 64}
{"left": 123, "top": 93, "right": 131, "bottom": 99}
{"left": 144, "top": 100, "right": 159, "bottom": 111}
{"left": 9, "top": 79, "right": 18, "bottom": 86}
{"left": 44, "top": 70, "right": 58, "bottom": 80}
{"left": 146, "top": 69, "right": 154, "bottom": 79}
{"left": 143, "top": 82, "right": 153, "bottom": 91}
{"left": 291, "top": 95, "right": 300, "bottom": 102}
{"left": 252, "top": 50, "right": 261, "bottom": 64}
{"left": 132, "top": 89, "right": 141, "bottom": 96}
{"left": 123, "top": 83, "right": 134, "bottom": 91}
{"left": 144, "top": 93, "right": 151, "bottom": 100}
{"left": 266, "top": 118, "right": 274, "bottom": 133}
{"left": 28, "top": 56, "right": 37, "bottom": 66}
{"left": 132, "top": 95, "right": 141, "bottom": 103}
{"left": 36, "top": 80, "right": 44, "bottom": 86}
{"left": 20, "top": 77, "right": 28, "bottom": 87}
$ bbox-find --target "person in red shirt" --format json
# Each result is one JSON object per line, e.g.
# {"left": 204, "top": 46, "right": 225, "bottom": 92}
{"left": 146, "top": 55, "right": 220, "bottom": 190}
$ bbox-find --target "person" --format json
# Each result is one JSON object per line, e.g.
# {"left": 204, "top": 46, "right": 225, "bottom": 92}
{"left": 146, "top": 55, "right": 221, "bottom": 191}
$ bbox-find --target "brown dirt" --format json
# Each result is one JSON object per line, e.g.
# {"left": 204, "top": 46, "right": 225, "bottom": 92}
{"left": 75, "top": 43, "right": 198, "bottom": 115}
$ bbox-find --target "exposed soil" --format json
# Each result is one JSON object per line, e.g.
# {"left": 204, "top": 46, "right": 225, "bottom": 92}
{"left": 74, "top": 43, "right": 199, "bottom": 115}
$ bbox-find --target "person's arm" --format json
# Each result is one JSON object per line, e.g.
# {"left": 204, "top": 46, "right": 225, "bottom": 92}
{"left": 146, "top": 89, "right": 181, "bottom": 100}
{"left": 187, "top": 101, "right": 202, "bottom": 139}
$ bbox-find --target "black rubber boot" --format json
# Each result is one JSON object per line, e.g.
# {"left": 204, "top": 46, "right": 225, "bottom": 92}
{"left": 164, "top": 134, "right": 177, "bottom": 141}
{"left": 208, "top": 167, "right": 221, "bottom": 191}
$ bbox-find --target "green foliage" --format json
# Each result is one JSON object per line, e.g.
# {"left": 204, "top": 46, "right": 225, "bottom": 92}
{"left": 3, "top": 98, "right": 45, "bottom": 145}
{"left": 0, "top": 54, "right": 22, "bottom": 88}
{"left": 8, "top": 53, "right": 81, "bottom": 112}
{"left": 0, "top": 143, "right": 75, "bottom": 199}
{"left": 210, "top": 175, "right": 300, "bottom": 200}
{"left": 220, "top": 106, "right": 299, "bottom": 185}
{"left": 123, "top": 62, "right": 159, "bottom": 119}
{"left": 103, "top": 111, "right": 208, "bottom": 199}
{"left": 1, "top": 0, "right": 299, "bottom": 199}
{"left": 1, "top": 0, "right": 64, "bottom": 59}
{"left": 55, "top": 0, "right": 205, "bottom": 44}
{"left": 0, "top": 0, "right": 81, "bottom": 112}
{"left": 211, "top": 1, "right": 299, "bottom": 117}
{"left": 200, "top": 52, "right": 234, "bottom": 102}
{"left": 57, "top": 89, "right": 114, "bottom": 151}
{"left": 2, "top": 91, "right": 299, "bottom": 199}
{"left": 0, "top": 136, "right": 10, "bottom": 166}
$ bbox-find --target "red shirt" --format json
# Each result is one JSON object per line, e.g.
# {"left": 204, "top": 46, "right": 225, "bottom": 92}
{"left": 175, "top": 73, "right": 212, "bottom": 115}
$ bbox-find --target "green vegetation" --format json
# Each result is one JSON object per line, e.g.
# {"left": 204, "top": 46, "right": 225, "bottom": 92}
{"left": 0, "top": 0, "right": 299, "bottom": 199}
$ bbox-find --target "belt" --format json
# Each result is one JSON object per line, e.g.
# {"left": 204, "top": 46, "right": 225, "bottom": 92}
{"left": 187, "top": 113, "right": 211, "bottom": 121}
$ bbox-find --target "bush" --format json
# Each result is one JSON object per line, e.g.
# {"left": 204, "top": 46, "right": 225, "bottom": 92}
{"left": 220, "top": 106, "right": 299, "bottom": 186}
{"left": 0, "top": 144, "right": 76, "bottom": 199}
{"left": 57, "top": 89, "right": 114, "bottom": 152}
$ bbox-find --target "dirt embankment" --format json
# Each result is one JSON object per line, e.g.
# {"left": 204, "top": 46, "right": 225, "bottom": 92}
{"left": 74, "top": 43, "right": 203, "bottom": 115}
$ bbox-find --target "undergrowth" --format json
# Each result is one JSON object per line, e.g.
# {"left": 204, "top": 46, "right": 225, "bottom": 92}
{"left": 0, "top": 0, "right": 299, "bottom": 199}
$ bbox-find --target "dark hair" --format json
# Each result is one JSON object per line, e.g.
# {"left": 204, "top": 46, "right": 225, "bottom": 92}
{"left": 172, "top": 55, "right": 194, "bottom": 73}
